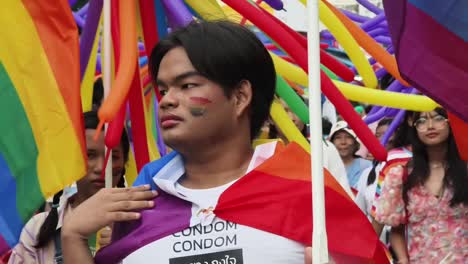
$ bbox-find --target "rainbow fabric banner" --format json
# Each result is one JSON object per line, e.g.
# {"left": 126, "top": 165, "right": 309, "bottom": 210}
{"left": 383, "top": 0, "right": 468, "bottom": 122}
{"left": 0, "top": 0, "right": 86, "bottom": 254}
{"left": 96, "top": 143, "right": 389, "bottom": 263}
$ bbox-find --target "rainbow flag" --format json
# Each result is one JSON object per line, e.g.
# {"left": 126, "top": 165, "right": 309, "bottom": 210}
{"left": 383, "top": 0, "right": 468, "bottom": 122}
{"left": 96, "top": 143, "right": 389, "bottom": 263}
{"left": 0, "top": 0, "right": 86, "bottom": 254}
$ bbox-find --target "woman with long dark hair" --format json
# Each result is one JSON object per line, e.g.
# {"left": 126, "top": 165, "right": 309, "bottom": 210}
{"left": 375, "top": 108, "right": 468, "bottom": 263}
{"left": 8, "top": 111, "right": 130, "bottom": 264}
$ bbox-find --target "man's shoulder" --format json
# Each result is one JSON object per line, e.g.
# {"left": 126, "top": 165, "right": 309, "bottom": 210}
{"left": 132, "top": 151, "right": 180, "bottom": 188}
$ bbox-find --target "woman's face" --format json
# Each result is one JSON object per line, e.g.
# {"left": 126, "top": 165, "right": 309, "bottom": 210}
{"left": 332, "top": 130, "right": 357, "bottom": 159}
{"left": 414, "top": 111, "right": 450, "bottom": 147}
{"left": 272, "top": 99, "right": 305, "bottom": 140}
{"left": 280, "top": 99, "right": 305, "bottom": 132}
{"left": 76, "top": 129, "right": 125, "bottom": 199}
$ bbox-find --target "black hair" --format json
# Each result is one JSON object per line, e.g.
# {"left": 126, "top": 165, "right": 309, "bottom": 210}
{"left": 377, "top": 117, "right": 393, "bottom": 128}
{"left": 149, "top": 20, "right": 276, "bottom": 139}
{"left": 92, "top": 78, "right": 104, "bottom": 111}
{"left": 403, "top": 108, "right": 468, "bottom": 206}
{"left": 83, "top": 111, "right": 130, "bottom": 164}
{"left": 35, "top": 111, "right": 130, "bottom": 248}
{"left": 35, "top": 191, "right": 62, "bottom": 248}
{"left": 379, "top": 73, "right": 395, "bottom": 89}
{"left": 364, "top": 105, "right": 373, "bottom": 115}
{"left": 322, "top": 117, "right": 332, "bottom": 136}
{"left": 352, "top": 142, "right": 361, "bottom": 158}
{"left": 367, "top": 118, "right": 394, "bottom": 186}
{"left": 392, "top": 110, "right": 414, "bottom": 149}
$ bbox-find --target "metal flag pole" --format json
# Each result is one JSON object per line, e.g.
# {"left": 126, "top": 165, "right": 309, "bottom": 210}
{"left": 307, "top": 0, "right": 329, "bottom": 263}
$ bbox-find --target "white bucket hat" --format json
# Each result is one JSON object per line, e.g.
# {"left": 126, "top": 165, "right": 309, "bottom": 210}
{"left": 329, "top": 121, "right": 357, "bottom": 140}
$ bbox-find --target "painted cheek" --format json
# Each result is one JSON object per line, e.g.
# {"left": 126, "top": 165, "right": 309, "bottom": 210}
{"left": 189, "top": 96, "right": 212, "bottom": 105}
{"left": 190, "top": 108, "right": 206, "bottom": 116}
{"left": 188, "top": 96, "right": 212, "bottom": 117}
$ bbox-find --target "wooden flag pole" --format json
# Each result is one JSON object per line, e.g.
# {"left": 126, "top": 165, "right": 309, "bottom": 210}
{"left": 103, "top": 0, "right": 113, "bottom": 189}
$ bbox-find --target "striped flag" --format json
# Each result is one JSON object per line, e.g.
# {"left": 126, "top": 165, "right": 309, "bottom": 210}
{"left": 96, "top": 143, "right": 389, "bottom": 263}
{"left": 384, "top": 0, "right": 468, "bottom": 122}
{"left": 0, "top": 0, "right": 86, "bottom": 254}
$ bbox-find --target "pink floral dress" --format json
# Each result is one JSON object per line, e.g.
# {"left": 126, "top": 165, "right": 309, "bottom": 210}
{"left": 375, "top": 166, "right": 468, "bottom": 263}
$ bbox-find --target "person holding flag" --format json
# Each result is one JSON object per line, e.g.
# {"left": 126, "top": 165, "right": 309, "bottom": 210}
{"left": 8, "top": 111, "right": 129, "bottom": 264}
{"left": 62, "top": 20, "right": 387, "bottom": 264}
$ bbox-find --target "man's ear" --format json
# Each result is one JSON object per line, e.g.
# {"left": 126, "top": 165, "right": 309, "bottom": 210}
{"left": 233, "top": 80, "right": 253, "bottom": 117}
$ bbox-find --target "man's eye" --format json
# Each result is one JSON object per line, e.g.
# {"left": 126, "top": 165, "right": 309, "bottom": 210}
{"left": 182, "top": 83, "right": 197, "bottom": 89}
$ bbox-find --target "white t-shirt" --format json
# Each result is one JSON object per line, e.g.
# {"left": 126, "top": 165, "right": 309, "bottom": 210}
{"left": 123, "top": 142, "right": 305, "bottom": 263}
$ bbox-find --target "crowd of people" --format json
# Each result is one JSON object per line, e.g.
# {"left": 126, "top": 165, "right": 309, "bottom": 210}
{"left": 2, "top": 20, "right": 467, "bottom": 264}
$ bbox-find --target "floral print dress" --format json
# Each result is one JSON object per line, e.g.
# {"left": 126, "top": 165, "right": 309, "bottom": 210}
{"left": 375, "top": 166, "right": 467, "bottom": 263}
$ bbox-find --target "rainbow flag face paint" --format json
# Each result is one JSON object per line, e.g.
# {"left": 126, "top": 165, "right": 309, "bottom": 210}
{"left": 189, "top": 97, "right": 212, "bottom": 117}
{"left": 189, "top": 108, "right": 206, "bottom": 116}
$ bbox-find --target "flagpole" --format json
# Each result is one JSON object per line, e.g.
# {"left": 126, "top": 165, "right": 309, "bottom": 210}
{"left": 103, "top": 0, "right": 113, "bottom": 189}
{"left": 307, "top": 0, "right": 328, "bottom": 263}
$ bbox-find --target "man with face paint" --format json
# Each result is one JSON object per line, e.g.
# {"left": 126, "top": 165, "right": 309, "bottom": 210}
{"left": 62, "top": 21, "right": 381, "bottom": 264}
{"left": 62, "top": 20, "right": 305, "bottom": 264}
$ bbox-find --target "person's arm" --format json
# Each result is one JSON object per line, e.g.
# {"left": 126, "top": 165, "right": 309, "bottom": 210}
{"left": 373, "top": 165, "right": 407, "bottom": 226}
{"left": 304, "top": 247, "right": 312, "bottom": 264}
{"left": 61, "top": 233, "right": 94, "bottom": 264}
{"left": 62, "top": 185, "right": 157, "bottom": 264}
{"left": 371, "top": 217, "right": 384, "bottom": 236}
{"left": 390, "top": 225, "right": 409, "bottom": 264}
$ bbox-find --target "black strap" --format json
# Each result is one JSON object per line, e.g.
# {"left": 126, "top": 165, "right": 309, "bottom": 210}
{"left": 54, "top": 228, "right": 63, "bottom": 264}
